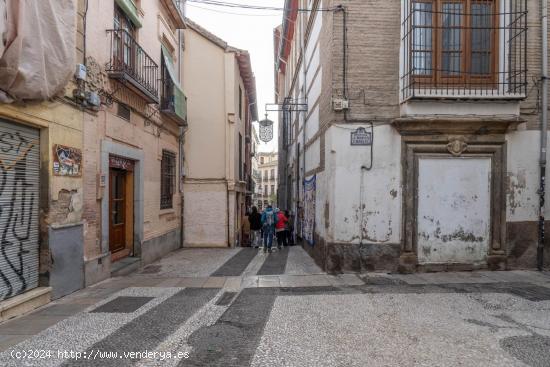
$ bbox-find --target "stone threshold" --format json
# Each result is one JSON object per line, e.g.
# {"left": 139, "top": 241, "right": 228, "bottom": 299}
{"left": 0, "top": 287, "right": 52, "bottom": 323}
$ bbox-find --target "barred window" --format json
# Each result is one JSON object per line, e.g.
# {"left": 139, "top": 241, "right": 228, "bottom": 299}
{"left": 402, "top": 0, "right": 527, "bottom": 98}
{"left": 160, "top": 150, "right": 176, "bottom": 209}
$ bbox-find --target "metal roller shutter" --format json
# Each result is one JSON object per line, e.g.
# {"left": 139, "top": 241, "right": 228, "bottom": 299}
{"left": 0, "top": 119, "right": 40, "bottom": 300}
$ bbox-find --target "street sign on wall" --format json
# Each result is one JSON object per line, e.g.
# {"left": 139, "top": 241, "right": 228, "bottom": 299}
{"left": 350, "top": 127, "right": 372, "bottom": 146}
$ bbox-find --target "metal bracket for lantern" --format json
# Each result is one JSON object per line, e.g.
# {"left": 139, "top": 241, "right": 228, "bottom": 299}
{"left": 259, "top": 99, "right": 308, "bottom": 143}
{"left": 259, "top": 114, "right": 274, "bottom": 143}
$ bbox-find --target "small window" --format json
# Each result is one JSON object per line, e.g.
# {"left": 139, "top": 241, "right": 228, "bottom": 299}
{"left": 161, "top": 150, "right": 176, "bottom": 209}
{"left": 117, "top": 103, "right": 131, "bottom": 121}
{"left": 271, "top": 185, "right": 275, "bottom": 195}
{"left": 260, "top": 156, "right": 264, "bottom": 164}
{"left": 238, "top": 86, "right": 243, "bottom": 120}
{"left": 239, "top": 133, "right": 243, "bottom": 181}
{"left": 270, "top": 169, "right": 275, "bottom": 180}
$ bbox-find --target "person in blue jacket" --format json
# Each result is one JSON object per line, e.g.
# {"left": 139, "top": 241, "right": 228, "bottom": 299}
{"left": 261, "top": 204, "right": 278, "bottom": 253}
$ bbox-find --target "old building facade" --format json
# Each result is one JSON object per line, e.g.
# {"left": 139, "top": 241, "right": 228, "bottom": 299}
{"left": 275, "top": 0, "right": 549, "bottom": 273}
{"left": 0, "top": 0, "right": 192, "bottom": 310}
{"left": 251, "top": 124, "right": 261, "bottom": 209}
{"left": 182, "top": 19, "right": 257, "bottom": 248}
{"left": 256, "top": 152, "right": 278, "bottom": 210}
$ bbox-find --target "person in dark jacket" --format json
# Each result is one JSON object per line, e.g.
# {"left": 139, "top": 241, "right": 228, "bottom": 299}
{"left": 285, "top": 210, "right": 294, "bottom": 246}
{"left": 249, "top": 206, "right": 262, "bottom": 248}
{"left": 261, "top": 205, "right": 278, "bottom": 253}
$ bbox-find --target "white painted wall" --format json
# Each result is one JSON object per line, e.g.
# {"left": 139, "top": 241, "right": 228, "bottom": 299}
{"left": 325, "top": 124, "right": 402, "bottom": 244}
{"left": 417, "top": 158, "right": 491, "bottom": 265}
{"left": 505, "top": 130, "right": 550, "bottom": 222}
{"left": 305, "top": 139, "right": 320, "bottom": 172}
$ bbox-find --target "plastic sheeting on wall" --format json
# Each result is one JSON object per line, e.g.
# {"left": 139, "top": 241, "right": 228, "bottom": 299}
{"left": 0, "top": 0, "right": 75, "bottom": 102}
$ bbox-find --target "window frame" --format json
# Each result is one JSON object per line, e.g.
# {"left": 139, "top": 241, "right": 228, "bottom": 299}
{"left": 114, "top": 5, "right": 137, "bottom": 71}
{"left": 160, "top": 149, "right": 176, "bottom": 210}
{"left": 410, "top": 0, "right": 499, "bottom": 87}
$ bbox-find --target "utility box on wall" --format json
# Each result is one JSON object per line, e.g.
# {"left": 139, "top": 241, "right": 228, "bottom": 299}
{"left": 49, "top": 223, "right": 84, "bottom": 299}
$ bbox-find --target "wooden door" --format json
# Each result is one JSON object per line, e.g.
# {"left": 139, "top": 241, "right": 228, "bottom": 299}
{"left": 109, "top": 168, "right": 126, "bottom": 254}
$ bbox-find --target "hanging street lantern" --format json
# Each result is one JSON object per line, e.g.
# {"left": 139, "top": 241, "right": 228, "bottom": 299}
{"left": 259, "top": 114, "right": 274, "bottom": 143}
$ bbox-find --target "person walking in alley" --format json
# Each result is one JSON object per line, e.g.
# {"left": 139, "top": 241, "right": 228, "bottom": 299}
{"left": 285, "top": 210, "right": 295, "bottom": 246}
{"left": 261, "top": 205, "right": 277, "bottom": 253}
{"left": 275, "top": 209, "right": 288, "bottom": 249}
{"left": 249, "top": 206, "right": 262, "bottom": 248}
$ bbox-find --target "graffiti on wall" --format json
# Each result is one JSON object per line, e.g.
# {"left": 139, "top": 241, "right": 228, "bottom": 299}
{"left": 303, "top": 175, "right": 316, "bottom": 246}
{"left": 0, "top": 127, "right": 39, "bottom": 300}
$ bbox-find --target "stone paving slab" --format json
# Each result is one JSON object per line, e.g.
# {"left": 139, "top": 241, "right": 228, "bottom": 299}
{"left": 145, "top": 248, "right": 241, "bottom": 278}
{"left": 211, "top": 248, "right": 258, "bottom": 277}
{"left": 0, "top": 315, "right": 67, "bottom": 335}
{"left": 284, "top": 246, "right": 324, "bottom": 275}
{"left": 258, "top": 276, "right": 281, "bottom": 288}
{"left": 31, "top": 303, "right": 89, "bottom": 317}
{"left": 279, "top": 274, "right": 332, "bottom": 287}
{"left": 202, "top": 277, "right": 226, "bottom": 288}
{"left": 242, "top": 250, "right": 268, "bottom": 278}
{"left": 415, "top": 271, "right": 495, "bottom": 284}
{"left": 257, "top": 247, "right": 289, "bottom": 275}
{"left": 222, "top": 277, "right": 242, "bottom": 291}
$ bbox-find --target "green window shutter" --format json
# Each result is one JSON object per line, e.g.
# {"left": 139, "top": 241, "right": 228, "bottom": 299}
{"left": 115, "top": 0, "right": 142, "bottom": 28}
{"left": 161, "top": 46, "right": 187, "bottom": 122}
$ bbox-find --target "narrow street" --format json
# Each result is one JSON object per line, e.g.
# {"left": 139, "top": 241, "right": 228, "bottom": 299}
{"left": 0, "top": 246, "right": 548, "bottom": 366}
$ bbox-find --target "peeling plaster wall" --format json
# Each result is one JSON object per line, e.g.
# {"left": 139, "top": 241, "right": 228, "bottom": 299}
{"left": 505, "top": 130, "right": 550, "bottom": 268}
{"left": 505, "top": 130, "right": 550, "bottom": 221}
{"left": 417, "top": 158, "right": 491, "bottom": 265}
{"left": 326, "top": 124, "right": 401, "bottom": 245}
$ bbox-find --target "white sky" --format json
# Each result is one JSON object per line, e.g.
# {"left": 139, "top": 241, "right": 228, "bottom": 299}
{"left": 185, "top": 0, "right": 284, "bottom": 153}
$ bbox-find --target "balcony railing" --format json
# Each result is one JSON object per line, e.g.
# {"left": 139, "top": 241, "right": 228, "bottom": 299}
{"left": 106, "top": 29, "right": 159, "bottom": 104}
{"left": 400, "top": 0, "right": 527, "bottom": 101}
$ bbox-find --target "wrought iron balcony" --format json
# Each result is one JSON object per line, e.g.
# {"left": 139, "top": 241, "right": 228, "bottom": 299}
{"left": 106, "top": 29, "right": 159, "bottom": 104}
{"left": 400, "top": 0, "right": 527, "bottom": 101}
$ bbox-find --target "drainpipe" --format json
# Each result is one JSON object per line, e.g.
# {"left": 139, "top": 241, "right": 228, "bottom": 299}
{"left": 178, "top": 29, "right": 185, "bottom": 249}
{"left": 179, "top": 127, "right": 185, "bottom": 248}
{"left": 538, "top": 0, "right": 548, "bottom": 271}
{"left": 300, "top": 6, "right": 307, "bottom": 232}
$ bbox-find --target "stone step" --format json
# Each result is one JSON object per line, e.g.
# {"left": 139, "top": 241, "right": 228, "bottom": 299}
{"left": 111, "top": 257, "right": 141, "bottom": 277}
{"left": 0, "top": 287, "right": 52, "bottom": 323}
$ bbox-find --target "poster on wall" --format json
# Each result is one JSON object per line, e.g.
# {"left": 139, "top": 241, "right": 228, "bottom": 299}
{"left": 52, "top": 144, "right": 82, "bottom": 176}
{"left": 303, "top": 175, "right": 316, "bottom": 246}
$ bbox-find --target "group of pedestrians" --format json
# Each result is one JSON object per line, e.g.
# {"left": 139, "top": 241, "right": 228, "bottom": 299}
{"left": 248, "top": 205, "right": 294, "bottom": 253}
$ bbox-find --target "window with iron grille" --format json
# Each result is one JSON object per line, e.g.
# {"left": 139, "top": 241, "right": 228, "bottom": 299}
{"left": 238, "top": 86, "right": 243, "bottom": 120}
{"left": 161, "top": 150, "right": 176, "bottom": 209}
{"left": 239, "top": 133, "right": 243, "bottom": 181}
{"left": 401, "top": 0, "right": 527, "bottom": 99}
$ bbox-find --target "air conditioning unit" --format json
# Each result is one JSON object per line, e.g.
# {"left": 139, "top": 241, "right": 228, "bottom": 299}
{"left": 333, "top": 98, "right": 349, "bottom": 111}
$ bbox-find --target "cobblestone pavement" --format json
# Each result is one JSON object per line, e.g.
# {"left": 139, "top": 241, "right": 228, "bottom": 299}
{"left": 0, "top": 245, "right": 549, "bottom": 366}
